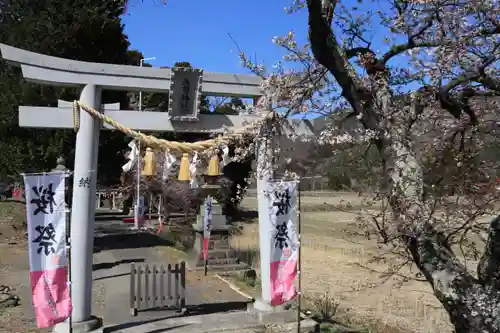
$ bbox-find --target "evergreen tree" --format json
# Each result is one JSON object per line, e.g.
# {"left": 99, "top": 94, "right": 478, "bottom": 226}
{"left": 0, "top": 0, "right": 131, "bottom": 184}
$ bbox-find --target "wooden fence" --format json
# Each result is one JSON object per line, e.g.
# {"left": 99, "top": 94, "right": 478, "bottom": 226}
{"left": 129, "top": 262, "right": 186, "bottom": 316}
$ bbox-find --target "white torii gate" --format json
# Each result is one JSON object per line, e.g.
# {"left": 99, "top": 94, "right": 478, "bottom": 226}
{"left": 0, "top": 43, "right": 314, "bottom": 332}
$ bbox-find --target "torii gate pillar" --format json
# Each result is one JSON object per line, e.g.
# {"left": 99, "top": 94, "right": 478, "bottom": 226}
{"left": 56, "top": 84, "right": 104, "bottom": 332}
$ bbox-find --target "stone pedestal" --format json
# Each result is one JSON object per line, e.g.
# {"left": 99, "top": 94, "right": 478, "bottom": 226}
{"left": 189, "top": 197, "right": 248, "bottom": 272}
{"left": 247, "top": 300, "right": 295, "bottom": 322}
{"left": 53, "top": 315, "right": 103, "bottom": 333}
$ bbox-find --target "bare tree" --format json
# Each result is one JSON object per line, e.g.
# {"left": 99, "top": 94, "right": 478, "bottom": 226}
{"left": 238, "top": 0, "right": 499, "bottom": 331}
{"left": 287, "top": 1, "right": 499, "bottom": 332}
{"left": 127, "top": 0, "right": 499, "bottom": 330}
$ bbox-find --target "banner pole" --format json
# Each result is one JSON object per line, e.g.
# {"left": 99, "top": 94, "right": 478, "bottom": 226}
{"left": 297, "top": 181, "right": 302, "bottom": 333}
{"left": 66, "top": 172, "right": 73, "bottom": 333}
{"left": 203, "top": 195, "right": 212, "bottom": 277}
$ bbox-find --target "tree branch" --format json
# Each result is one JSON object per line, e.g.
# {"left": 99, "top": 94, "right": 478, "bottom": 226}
{"left": 382, "top": 41, "right": 438, "bottom": 64}
{"left": 345, "top": 47, "right": 372, "bottom": 59}
{"left": 382, "top": 22, "right": 500, "bottom": 64}
{"left": 381, "top": 18, "right": 435, "bottom": 64}
{"left": 307, "top": 0, "right": 378, "bottom": 129}
{"left": 437, "top": 55, "right": 498, "bottom": 124}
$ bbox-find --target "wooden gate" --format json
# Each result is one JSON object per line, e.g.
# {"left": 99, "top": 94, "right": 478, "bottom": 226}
{"left": 129, "top": 262, "right": 186, "bottom": 316}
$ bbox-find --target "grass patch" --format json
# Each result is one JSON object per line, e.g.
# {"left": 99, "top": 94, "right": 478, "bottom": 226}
{"left": 318, "top": 323, "right": 371, "bottom": 333}
{"left": 302, "top": 203, "right": 376, "bottom": 213}
{"left": 0, "top": 201, "right": 27, "bottom": 241}
{"left": 0, "top": 201, "right": 26, "bottom": 224}
{"left": 156, "top": 224, "right": 195, "bottom": 252}
{"left": 223, "top": 272, "right": 377, "bottom": 333}
{"left": 223, "top": 271, "right": 261, "bottom": 298}
{"left": 156, "top": 244, "right": 189, "bottom": 263}
{"left": 154, "top": 226, "right": 190, "bottom": 263}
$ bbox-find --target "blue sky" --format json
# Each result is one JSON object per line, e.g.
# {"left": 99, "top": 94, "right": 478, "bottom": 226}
{"left": 121, "top": 0, "right": 412, "bottom": 117}
{"left": 121, "top": 0, "right": 309, "bottom": 73}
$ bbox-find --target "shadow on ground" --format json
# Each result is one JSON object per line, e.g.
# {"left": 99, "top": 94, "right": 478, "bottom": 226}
{"left": 231, "top": 210, "right": 258, "bottom": 223}
{"left": 105, "top": 321, "right": 189, "bottom": 333}
{"left": 183, "top": 301, "right": 250, "bottom": 315}
{"left": 103, "top": 301, "right": 251, "bottom": 332}
{"left": 95, "top": 212, "right": 129, "bottom": 221}
{"left": 93, "top": 272, "right": 133, "bottom": 282}
{"left": 93, "top": 228, "right": 173, "bottom": 253}
{"left": 93, "top": 258, "right": 146, "bottom": 271}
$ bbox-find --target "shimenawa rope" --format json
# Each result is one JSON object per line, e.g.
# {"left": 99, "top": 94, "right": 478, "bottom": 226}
{"left": 72, "top": 101, "right": 268, "bottom": 154}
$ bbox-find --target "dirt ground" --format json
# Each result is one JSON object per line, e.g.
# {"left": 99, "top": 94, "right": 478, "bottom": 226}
{"left": 233, "top": 192, "right": 456, "bottom": 333}
{"left": 0, "top": 201, "right": 47, "bottom": 333}
{"left": 0, "top": 200, "right": 251, "bottom": 333}
{"left": 0, "top": 201, "right": 108, "bottom": 333}
{"left": 0, "top": 191, "right": 480, "bottom": 333}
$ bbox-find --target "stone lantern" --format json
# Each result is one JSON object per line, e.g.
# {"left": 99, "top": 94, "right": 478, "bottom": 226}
{"left": 189, "top": 153, "right": 247, "bottom": 271}
{"left": 52, "top": 156, "right": 72, "bottom": 209}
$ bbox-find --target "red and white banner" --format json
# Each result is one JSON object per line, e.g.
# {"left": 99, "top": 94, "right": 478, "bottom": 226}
{"left": 202, "top": 196, "right": 213, "bottom": 260}
{"left": 23, "top": 172, "right": 71, "bottom": 328}
{"left": 266, "top": 181, "right": 299, "bottom": 306}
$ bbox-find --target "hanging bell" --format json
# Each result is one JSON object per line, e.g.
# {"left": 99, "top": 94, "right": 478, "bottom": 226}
{"left": 178, "top": 153, "right": 191, "bottom": 181}
{"left": 142, "top": 147, "right": 156, "bottom": 177}
{"left": 207, "top": 154, "right": 221, "bottom": 177}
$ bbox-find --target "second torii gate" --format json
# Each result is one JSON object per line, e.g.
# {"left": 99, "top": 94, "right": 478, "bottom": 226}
{"left": 0, "top": 43, "right": 314, "bottom": 332}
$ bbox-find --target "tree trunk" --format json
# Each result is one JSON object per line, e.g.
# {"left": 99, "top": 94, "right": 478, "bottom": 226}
{"left": 380, "top": 135, "right": 500, "bottom": 333}
{"left": 304, "top": 2, "right": 500, "bottom": 330}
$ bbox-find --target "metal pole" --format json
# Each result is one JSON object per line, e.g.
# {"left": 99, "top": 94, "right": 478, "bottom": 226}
{"left": 148, "top": 193, "right": 153, "bottom": 226}
{"left": 158, "top": 195, "right": 162, "bottom": 225}
{"left": 134, "top": 139, "right": 141, "bottom": 229}
{"left": 65, "top": 172, "right": 73, "bottom": 333}
{"left": 135, "top": 57, "right": 155, "bottom": 230}
{"left": 135, "top": 58, "right": 144, "bottom": 230}
{"left": 138, "top": 92, "right": 142, "bottom": 113}
{"left": 297, "top": 182, "right": 302, "bottom": 333}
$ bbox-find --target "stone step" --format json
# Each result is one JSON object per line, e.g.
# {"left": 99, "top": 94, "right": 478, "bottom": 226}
{"left": 205, "top": 248, "right": 237, "bottom": 259}
{"left": 207, "top": 233, "right": 230, "bottom": 241}
{"left": 109, "top": 309, "right": 264, "bottom": 333}
{"left": 207, "top": 257, "right": 238, "bottom": 265}
{"left": 192, "top": 256, "right": 241, "bottom": 267}
{"left": 189, "top": 262, "right": 249, "bottom": 272}
{"left": 208, "top": 239, "right": 230, "bottom": 250}
{"left": 265, "top": 319, "right": 319, "bottom": 333}
{"left": 193, "top": 249, "right": 238, "bottom": 264}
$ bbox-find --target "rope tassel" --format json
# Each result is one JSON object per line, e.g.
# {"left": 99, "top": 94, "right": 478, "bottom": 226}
{"left": 142, "top": 147, "right": 156, "bottom": 177}
{"left": 178, "top": 153, "right": 191, "bottom": 181}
